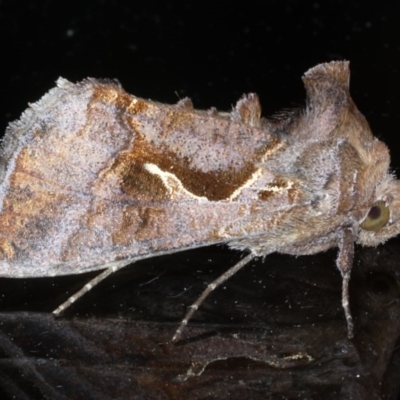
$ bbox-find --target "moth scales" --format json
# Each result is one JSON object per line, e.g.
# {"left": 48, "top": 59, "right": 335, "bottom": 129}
{"left": 0, "top": 61, "right": 399, "bottom": 342}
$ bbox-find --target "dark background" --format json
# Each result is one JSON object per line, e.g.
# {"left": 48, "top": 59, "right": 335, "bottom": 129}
{"left": 1, "top": 1, "right": 400, "bottom": 399}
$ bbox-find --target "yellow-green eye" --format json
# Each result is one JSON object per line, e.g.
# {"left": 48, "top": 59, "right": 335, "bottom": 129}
{"left": 360, "top": 200, "right": 390, "bottom": 231}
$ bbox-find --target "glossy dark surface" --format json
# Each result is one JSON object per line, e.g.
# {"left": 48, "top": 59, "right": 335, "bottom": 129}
{"left": 0, "top": 247, "right": 400, "bottom": 398}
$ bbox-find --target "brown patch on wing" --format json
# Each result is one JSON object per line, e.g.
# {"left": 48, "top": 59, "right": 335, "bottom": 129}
{"left": 111, "top": 206, "right": 167, "bottom": 246}
{"left": 0, "top": 151, "right": 73, "bottom": 260}
{"left": 120, "top": 127, "right": 280, "bottom": 202}
{"left": 91, "top": 84, "right": 149, "bottom": 114}
{"left": 258, "top": 189, "right": 276, "bottom": 201}
{"left": 0, "top": 237, "right": 15, "bottom": 260}
{"left": 90, "top": 83, "right": 282, "bottom": 202}
{"left": 258, "top": 177, "right": 301, "bottom": 204}
{"left": 111, "top": 153, "right": 170, "bottom": 201}
{"left": 288, "top": 184, "right": 301, "bottom": 204}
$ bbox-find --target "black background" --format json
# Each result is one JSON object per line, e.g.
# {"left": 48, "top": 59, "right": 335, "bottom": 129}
{"left": 1, "top": 1, "right": 400, "bottom": 399}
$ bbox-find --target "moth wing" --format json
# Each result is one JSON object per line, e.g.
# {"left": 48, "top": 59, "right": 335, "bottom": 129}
{"left": 0, "top": 78, "right": 280, "bottom": 277}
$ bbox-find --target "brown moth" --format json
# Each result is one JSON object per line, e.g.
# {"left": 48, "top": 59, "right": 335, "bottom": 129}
{"left": 1, "top": 61, "right": 399, "bottom": 342}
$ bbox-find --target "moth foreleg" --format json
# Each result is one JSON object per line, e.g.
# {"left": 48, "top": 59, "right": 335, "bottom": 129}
{"left": 336, "top": 227, "right": 355, "bottom": 339}
{"left": 53, "top": 264, "right": 129, "bottom": 316}
{"left": 172, "top": 253, "right": 255, "bottom": 342}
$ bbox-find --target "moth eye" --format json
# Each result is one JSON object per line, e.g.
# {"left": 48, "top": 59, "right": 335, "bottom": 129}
{"left": 360, "top": 200, "right": 390, "bottom": 231}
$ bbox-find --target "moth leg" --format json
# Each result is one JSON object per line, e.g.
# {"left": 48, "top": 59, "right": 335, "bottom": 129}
{"left": 53, "top": 264, "right": 128, "bottom": 316}
{"left": 172, "top": 253, "right": 255, "bottom": 342}
{"left": 336, "top": 227, "right": 355, "bottom": 339}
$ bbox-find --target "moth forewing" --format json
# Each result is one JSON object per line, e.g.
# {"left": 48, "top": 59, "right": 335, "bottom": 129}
{"left": 0, "top": 61, "right": 399, "bottom": 342}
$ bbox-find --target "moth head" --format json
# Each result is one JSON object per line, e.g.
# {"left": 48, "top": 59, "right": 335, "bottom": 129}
{"left": 358, "top": 178, "right": 400, "bottom": 246}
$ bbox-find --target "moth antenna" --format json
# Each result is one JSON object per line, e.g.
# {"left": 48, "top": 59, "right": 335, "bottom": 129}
{"left": 52, "top": 263, "right": 131, "bottom": 316}
{"left": 172, "top": 253, "right": 255, "bottom": 342}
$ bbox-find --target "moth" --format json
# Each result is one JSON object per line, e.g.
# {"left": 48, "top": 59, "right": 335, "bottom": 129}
{"left": 1, "top": 61, "right": 399, "bottom": 342}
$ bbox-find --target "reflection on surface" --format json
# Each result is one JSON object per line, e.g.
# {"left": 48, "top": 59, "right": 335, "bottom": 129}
{"left": 0, "top": 244, "right": 400, "bottom": 399}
